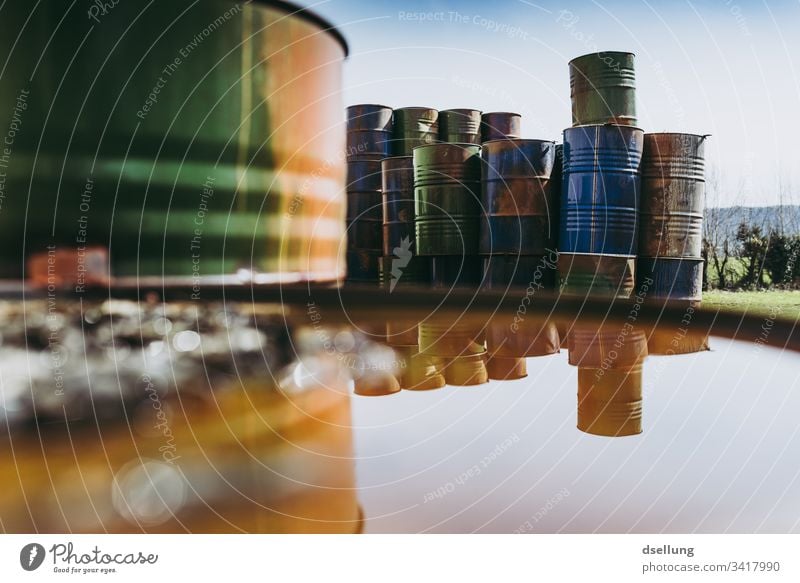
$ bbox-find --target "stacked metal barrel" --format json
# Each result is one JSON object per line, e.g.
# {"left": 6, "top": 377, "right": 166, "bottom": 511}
{"left": 562, "top": 51, "right": 645, "bottom": 436}
{"left": 638, "top": 133, "right": 707, "bottom": 303}
{"left": 345, "top": 105, "right": 393, "bottom": 284}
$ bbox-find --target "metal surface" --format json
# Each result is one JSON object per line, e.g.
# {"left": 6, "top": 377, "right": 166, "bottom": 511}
{"left": 482, "top": 255, "right": 558, "bottom": 289}
{"left": 346, "top": 249, "right": 382, "bottom": 282}
{"left": 443, "top": 355, "right": 489, "bottom": 386}
{"left": 639, "top": 133, "right": 707, "bottom": 257}
{"left": 379, "top": 255, "right": 432, "bottom": 290}
{"left": 439, "top": 109, "right": 482, "bottom": 144}
{"left": 561, "top": 124, "right": 643, "bottom": 255}
{"left": 392, "top": 347, "right": 447, "bottom": 390}
{"left": 346, "top": 104, "right": 393, "bottom": 161}
{"left": 392, "top": 107, "right": 439, "bottom": 156}
{"left": 577, "top": 365, "right": 643, "bottom": 437}
{"left": 568, "top": 324, "right": 648, "bottom": 368}
{"left": 414, "top": 143, "right": 482, "bottom": 256}
{"left": 558, "top": 253, "right": 636, "bottom": 298}
{"left": 569, "top": 51, "right": 637, "bottom": 127}
{"left": 0, "top": 1, "right": 348, "bottom": 280}
{"left": 431, "top": 256, "right": 484, "bottom": 289}
{"left": 486, "top": 356, "right": 527, "bottom": 380}
{"left": 381, "top": 156, "right": 415, "bottom": 256}
{"left": 637, "top": 256, "right": 704, "bottom": 301}
{"left": 480, "top": 139, "right": 559, "bottom": 255}
{"left": 480, "top": 112, "right": 522, "bottom": 142}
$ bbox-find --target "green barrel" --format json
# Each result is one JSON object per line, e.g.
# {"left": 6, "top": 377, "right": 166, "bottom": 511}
{"left": 569, "top": 51, "right": 637, "bottom": 127}
{"left": 438, "top": 109, "right": 482, "bottom": 144}
{"left": 0, "top": 1, "right": 348, "bottom": 281}
{"left": 392, "top": 107, "right": 438, "bottom": 156}
{"left": 413, "top": 143, "right": 481, "bottom": 257}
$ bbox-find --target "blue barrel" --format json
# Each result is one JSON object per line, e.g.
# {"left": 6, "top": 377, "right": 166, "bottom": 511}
{"left": 560, "top": 125, "right": 643, "bottom": 255}
{"left": 637, "top": 257, "right": 703, "bottom": 301}
{"left": 346, "top": 104, "right": 393, "bottom": 161}
{"left": 480, "top": 139, "right": 558, "bottom": 255}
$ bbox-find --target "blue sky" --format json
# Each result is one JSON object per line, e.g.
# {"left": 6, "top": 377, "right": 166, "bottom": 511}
{"left": 313, "top": 0, "right": 800, "bottom": 207}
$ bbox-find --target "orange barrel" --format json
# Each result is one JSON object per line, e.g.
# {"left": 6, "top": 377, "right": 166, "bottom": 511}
{"left": 444, "top": 354, "right": 489, "bottom": 386}
{"left": 568, "top": 324, "right": 648, "bottom": 368}
{"left": 486, "top": 356, "right": 527, "bottom": 380}
{"left": 577, "top": 365, "right": 643, "bottom": 437}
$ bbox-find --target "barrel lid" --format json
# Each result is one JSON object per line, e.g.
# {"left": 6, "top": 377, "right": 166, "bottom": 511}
{"left": 564, "top": 123, "right": 644, "bottom": 132}
{"left": 482, "top": 111, "right": 521, "bottom": 117}
{"left": 259, "top": 0, "right": 349, "bottom": 57}
{"left": 346, "top": 103, "right": 393, "bottom": 110}
{"left": 481, "top": 137, "right": 556, "bottom": 147}
{"left": 568, "top": 50, "right": 636, "bottom": 65}
{"left": 440, "top": 108, "right": 483, "bottom": 114}
{"left": 644, "top": 132, "right": 712, "bottom": 139}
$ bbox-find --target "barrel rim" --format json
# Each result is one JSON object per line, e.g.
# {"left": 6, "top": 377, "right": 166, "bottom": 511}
{"left": 563, "top": 123, "right": 644, "bottom": 133}
{"left": 440, "top": 108, "right": 483, "bottom": 115}
{"left": 568, "top": 50, "right": 636, "bottom": 66}
{"left": 557, "top": 252, "right": 637, "bottom": 259}
{"left": 412, "top": 142, "right": 482, "bottom": 153}
{"left": 394, "top": 106, "right": 439, "bottom": 113}
{"left": 261, "top": 0, "right": 349, "bottom": 57}
{"left": 481, "top": 111, "right": 522, "bottom": 118}
{"left": 481, "top": 137, "right": 556, "bottom": 147}
{"left": 346, "top": 103, "right": 393, "bottom": 111}
{"left": 643, "top": 132, "right": 712, "bottom": 140}
{"left": 381, "top": 155, "right": 413, "bottom": 162}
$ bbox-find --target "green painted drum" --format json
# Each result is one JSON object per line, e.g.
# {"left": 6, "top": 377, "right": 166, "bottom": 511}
{"left": 392, "top": 107, "right": 438, "bottom": 156}
{"left": 569, "top": 51, "right": 637, "bottom": 127}
{"left": 413, "top": 143, "right": 481, "bottom": 256}
{"left": 0, "top": 1, "right": 348, "bottom": 281}
{"left": 439, "top": 109, "right": 482, "bottom": 144}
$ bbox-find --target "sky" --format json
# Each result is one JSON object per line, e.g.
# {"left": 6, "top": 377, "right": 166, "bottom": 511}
{"left": 312, "top": 0, "right": 800, "bottom": 207}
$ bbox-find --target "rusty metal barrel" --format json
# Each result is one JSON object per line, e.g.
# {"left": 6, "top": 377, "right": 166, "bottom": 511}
{"left": 481, "top": 112, "right": 521, "bottom": 142}
{"left": 392, "top": 107, "right": 438, "bottom": 156}
{"left": 577, "top": 365, "right": 642, "bottom": 437}
{"left": 346, "top": 159, "right": 383, "bottom": 283}
{"left": 0, "top": 1, "right": 349, "bottom": 282}
{"left": 414, "top": 143, "right": 482, "bottom": 257}
{"left": 444, "top": 355, "right": 489, "bottom": 386}
{"left": 486, "top": 356, "right": 527, "bottom": 380}
{"left": 569, "top": 51, "right": 637, "bottom": 127}
{"left": 639, "top": 133, "right": 707, "bottom": 258}
{"left": 637, "top": 257, "right": 703, "bottom": 301}
{"left": 380, "top": 156, "right": 431, "bottom": 289}
{"left": 480, "top": 139, "right": 559, "bottom": 256}
{"left": 346, "top": 104, "right": 393, "bottom": 161}
{"left": 439, "top": 109, "right": 482, "bottom": 144}
{"left": 558, "top": 253, "right": 636, "bottom": 298}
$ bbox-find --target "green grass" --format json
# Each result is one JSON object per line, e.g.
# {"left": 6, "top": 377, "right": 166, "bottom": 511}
{"left": 703, "top": 290, "right": 800, "bottom": 320}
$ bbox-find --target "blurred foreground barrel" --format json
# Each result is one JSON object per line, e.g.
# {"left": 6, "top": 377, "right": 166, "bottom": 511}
{"left": 439, "top": 109, "right": 482, "bottom": 144}
{"left": 0, "top": 1, "right": 349, "bottom": 281}
{"left": 481, "top": 112, "right": 521, "bottom": 142}
{"left": 569, "top": 51, "right": 637, "bottom": 127}
{"left": 380, "top": 156, "right": 431, "bottom": 289}
{"left": 393, "top": 107, "right": 438, "bottom": 155}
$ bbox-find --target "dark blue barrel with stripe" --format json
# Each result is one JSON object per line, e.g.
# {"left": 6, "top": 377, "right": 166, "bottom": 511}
{"left": 560, "top": 124, "right": 643, "bottom": 255}
{"left": 637, "top": 256, "right": 703, "bottom": 301}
